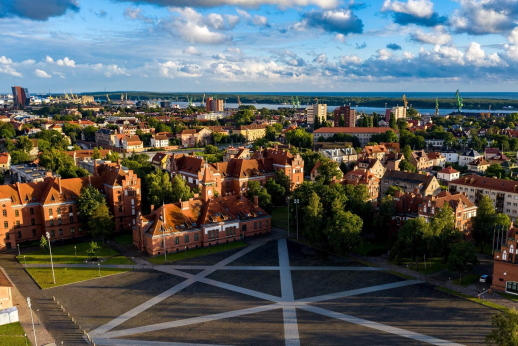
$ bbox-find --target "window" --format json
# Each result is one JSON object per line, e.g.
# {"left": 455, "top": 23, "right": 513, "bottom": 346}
{"left": 78, "top": 227, "right": 82, "bottom": 233}
{"left": 71, "top": 227, "right": 75, "bottom": 234}
{"left": 266, "top": 220, "right": 269, "bottom": 227}
{"left": 185, "top": 235, "right": 189, "bottom": 243}
{"left": 30, "top": 208, "right": 34, "bottom": 215}
{"left": 15, "top": 221, "right": 19, "bottom": 228}
{"left": 14, "top": 210, "right": 19, "bottom": 217}
{"left": 118, "top": 196, "right": 122, "bottom": 202}
{"left": 17, "top": 231, "right": 21, "bottom": 239}
{"left": 119, "top": 206, "right": 123, "bottom": 213}
{"left": 58, "top": 218, "right": 62, "bottom": 225}
{"left": 57, "top": 208, "right": 61, "bottom": 215}
{"left": 507, "top": 281, "right": 518, "bottom": 294}
{"left": 50, "top": 230, "right": 55, "bottom": 237}
{"left": 70, "top": 216, "right": 74, "bottom": 223}
{"left": 2, "top": 210, "right": 6, "bottom": 217}
{"left": 59, "top": 229, "right": 63, "bottom": 236}
{"left": 260, "top": 221, "right": 262, "bottom": 228}
{"left": 254, "top": 222, "right": 257, "bottom": 229}
{"left": 49, "top": 209, "right": 53, "bottom": 216}
{"left": 175, "top": 237, "right": 179, "bottom": 245}
{"left": 503, "top": 250, "right": 508, "bottom": 261}
{"left": 242, "top": 224, "right": 247, "bottom": 232}
{"left": 4, "top": 232, "right": 8, "bottom": 240}
{"left": 32, "top": 229, "right": 36, "bottom": 237}
{"left": 31, "top": 218, "right": 35, "bottom": 226}
{"left": 194, "top": 233, "right": 199, "bottom": 241}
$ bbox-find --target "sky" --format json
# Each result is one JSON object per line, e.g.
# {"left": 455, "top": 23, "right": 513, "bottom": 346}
{"left": 1, "top": 0, "right": 518, "bottom": 93}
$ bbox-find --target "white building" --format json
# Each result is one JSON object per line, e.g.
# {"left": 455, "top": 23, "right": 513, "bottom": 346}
{"left": 459, "top": 149, "right": 482, "bottom": 167}
{"left": 425, "top": 139, "right": 444, "bottom": 150}
{"left": 437, "top": 167, "right": 460, "bottom": 182}
{"left": 197, "top": 113, "right": 226, "bottom": 121}
{"left": 307, "top": 104, "right": 327, "bottom": 125}
{"left": 150, "top": 134, "right": 169, "bottom": 148}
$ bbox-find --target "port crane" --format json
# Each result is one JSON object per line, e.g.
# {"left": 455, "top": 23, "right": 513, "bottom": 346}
{"left": 455, "top": 89, "right": 463, "bottom": 113}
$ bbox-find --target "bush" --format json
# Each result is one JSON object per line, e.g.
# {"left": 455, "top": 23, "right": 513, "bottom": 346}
{"left": 86, "top": 242, "right": 102, "bottom": 260}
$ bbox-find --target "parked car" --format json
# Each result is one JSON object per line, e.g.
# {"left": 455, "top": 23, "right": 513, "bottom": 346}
{"left": 479, "top": 275, "right": 492, "bottom": 283}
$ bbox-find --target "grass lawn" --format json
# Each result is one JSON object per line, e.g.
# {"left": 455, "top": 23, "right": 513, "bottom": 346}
{"left": 147, "top": 241, "right": 247, "bottom": 265}
{"left": 0, "top": 322, "right": 31, "bottom": 346}
{"left": 271, "top": 206, "right": 289, "bottom": 231}
{"left": 497, "top": 292, "right": 518, "bottom": 303}
{"left": 436, "top": 286, "right": 507, "bottom": 311}
{"left": 353, "top": 242, "right": 388, "bottom": 256}
{"left": 400, "top": 257, "right": 448, "bottom": 275}
{"left": 112, "top": 234, "right": 134, "bottom": 245}
{"left": 26, "top": 267, "right": 130, "bottom": 289}
{"left": 17, "top": 242, "right": 129, "bottom": 265}
{"left": 452, "top": 273, "right": 480, "bottom": 287}
{"left": 482, "top": 243, "right": 495, "bottom": 256}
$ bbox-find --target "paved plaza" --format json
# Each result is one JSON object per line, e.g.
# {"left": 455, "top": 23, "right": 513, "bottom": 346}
{"left": 41, "top": 239, "right": 494, "bottom": 345}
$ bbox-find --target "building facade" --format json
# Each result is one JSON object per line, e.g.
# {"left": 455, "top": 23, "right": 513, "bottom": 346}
{"left": 492, "top": 225, "right": 518, "bottom": 295}
{"left": 313, "top": 127, "right": 398, "bottom": 147}
{"left": 307, "top": 104, "right": 328, "bottom": 125}
{"left": 380, "top": 170, "right": 441, "bottom": 197}
{"left": 333, "top": 106, "right": 356, "bottom": 127}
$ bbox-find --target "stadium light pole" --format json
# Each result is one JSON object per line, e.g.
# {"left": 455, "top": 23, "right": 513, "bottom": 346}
{"left": 46, "top": 232, "right": 56, "bottom": 284}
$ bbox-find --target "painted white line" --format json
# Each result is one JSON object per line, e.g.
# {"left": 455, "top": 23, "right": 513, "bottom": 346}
{"left": 282, "top": 305, "right": 301, "bottom": 346}
{"left": 290, "top": 266, "right": 385, "bottom": 271}
{"left": 91, "top": 337, "right": 231, "bottom": 346}
{"left": 298, "top": 280, "right": 423, "bottom": 303}
{"left": 301, "top": 305, "right": 465, "bottom": 346}
{"left": 278, "top": 239, "right": 294, "bottom": 302}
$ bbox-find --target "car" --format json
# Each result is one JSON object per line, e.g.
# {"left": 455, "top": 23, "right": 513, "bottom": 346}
{"left": 480, "top": 275, "right": 492, "bottom": 283}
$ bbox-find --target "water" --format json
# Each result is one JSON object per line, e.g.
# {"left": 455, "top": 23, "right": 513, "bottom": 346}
{"left": 171, "top": 102, "right": 516, "bottom": 116}
{"left": 215, "top": 92, "right": 518, "bottom": 100}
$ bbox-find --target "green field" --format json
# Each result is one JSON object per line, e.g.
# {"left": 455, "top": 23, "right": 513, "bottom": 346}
{"left": 17, "top": 242, "right": 132, "bottom": 265}
{"left": 353, "top": 242, "right": 388, "bottom": 256}
{"left": 26, "top": 267, "right": 130, "bottom": 289}
{"left": 147, "top": 241, "right": 247, "bottom": 265}
{"left": 271, "top": 206, "right": 289, "bottom": 231}
{"left": 436, "top": 286, "right": 507, "bottom": 311}
{"left": 497, "top": 292, "right": 518, "bottom": 303}
{"left": 0, "top": 322, "right": 31, "bottom": 346}
{"left": 400, "top": 258, "right": 448, "bottom": 275}
{"left": 452, "top": 273, "right": 480, "bottom": 287}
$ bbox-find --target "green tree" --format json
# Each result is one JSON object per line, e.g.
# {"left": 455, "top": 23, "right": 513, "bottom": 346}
{"left": 430, "top": 205, "right": 459, "bottom": 258}
{"left": 247, "top": 180, "right": 272, "bottom": 212}
{"left": 16, "top": 136, "right": 33, "bottom": 153}
{"left": 92, "top": 147, "right": 101, "bottom": 160}
{"left": 390, "top": 217, "right": 430, "bottom": 271}
{"left": 385, "top": 185, "right": 404, "bottom": 197}
{"left": 399, "top": 159, "right": 416, "bottom": 173}
{"left": 285, "top": 128, "right": 313, "bottom": 148}
{"left": 402, "top": 145, "right": 413, "bottom": 161}
{"left": 303, "top": 192, "right": 325, "bottom": 245}
{"left": 147, "top": 170, "right": 173, "bottom": 206}
{"left": 10, "top": 150, "right": 31, "bottom": 164}
{"left": 265, "top": 126, "right": 276, "bottom": 141}
{"left": 77, "top": 186, "right": 106, "bottom": 224}
{"left": 377, "top": 195, "right": 395, "bottom": 240}
{"left": 485, "top": 308, "right": 518, "bottom": 346}
{"left": 39, "top": 235, "right": 48, "bottom": 252}
{"left": 88, "top": 204, "right": 115, "bottom": 244}
{"left": 472, "top": 195, "right": 496, "bottom": 253}
{"left": 326, "top": 198, "right": 363, "bottom": 254}
{"left": 83, "top": 126, "right": 98, "bottom": 142}
{"left": 447, "top": 241, "right": 478, "bottom": 283}
{"left": 234, "top": 109, "right": 255, "bottom": 125}
{"left": 204, "top": 145, "right": 219, "bottom": 154}
{"left": 265, "top": 178, "right": 286, "bottom": 206}
{"left": 275, "top": 170, "right": 292, "bottom": 197}
{"left": 171, "top": 174, "right": 194, "bottom": 202}
{"left": 385, "top": 129, "right": 399, "bottom": 143}
{"left": 389, "top": 113, "right": 397, "bottom": 129}
{"left": 86, "top": 241, "right": 102, "bottom": 259}
{"left": 316, "top": 158, "right": 343, "bottom": 185}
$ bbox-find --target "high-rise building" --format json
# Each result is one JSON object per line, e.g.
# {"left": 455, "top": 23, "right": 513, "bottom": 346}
{"left": 11, "top": 86, "right": 29, "bottom": 107}
{"left": 206, "top": 97, "right": 224, "bottom": 112}
{"left": 385, "top": 106, "right": 406, "bottom": 122}
{"left": 307, "top": 103, "right": 327, "bottom": 125}
{"left": 333, "top": 105, "right": 356, "bottom": 127}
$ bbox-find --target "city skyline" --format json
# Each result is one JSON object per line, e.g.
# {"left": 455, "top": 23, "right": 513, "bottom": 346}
{"left": 1, "top": 0, "right": 518, "bottom": 92}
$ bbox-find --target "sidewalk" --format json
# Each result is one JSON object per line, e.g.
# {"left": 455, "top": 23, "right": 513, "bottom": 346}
{"left": 355, "top": 254, "right": 518, "bottom": 311}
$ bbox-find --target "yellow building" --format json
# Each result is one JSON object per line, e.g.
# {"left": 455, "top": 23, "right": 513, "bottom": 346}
{"left": 81, "top": 96, "right": 95, "bottom": 105}
{"left": 234, "top": 124, "right": 267, "bottom": 141}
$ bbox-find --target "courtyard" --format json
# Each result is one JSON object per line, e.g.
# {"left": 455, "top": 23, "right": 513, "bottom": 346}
{"left": 30, "top": 238, "right": 496, "bottom": 346}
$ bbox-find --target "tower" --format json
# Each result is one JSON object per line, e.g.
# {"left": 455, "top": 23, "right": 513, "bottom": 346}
{"left": 200, "top": 163, "right": 216, "bottom": 202}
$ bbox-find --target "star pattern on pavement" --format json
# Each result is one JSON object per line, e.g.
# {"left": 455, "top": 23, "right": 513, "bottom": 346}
{"left": 89, "top": 239, "right": 464, "bottom": 346}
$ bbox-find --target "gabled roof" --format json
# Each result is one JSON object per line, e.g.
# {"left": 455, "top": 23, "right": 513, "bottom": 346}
{"left": 468, "top": 157, "right": 490, "bottom": 167}
{"left": 449, "top": 174, "right": 518, "bottom": 194}
{"left": 438, "top": 166, "right": 460, "bottom": 174}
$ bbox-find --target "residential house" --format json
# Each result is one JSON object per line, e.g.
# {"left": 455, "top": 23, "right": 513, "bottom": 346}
{"left": 485, "top": 148, "right": 502, "bottom": 160}
{"left": 65, "top": 149, "right": 111, "bottom": 166}
{"left": 410, "top": 150, "right": 433, "bottom": 172}
{"left": 427, "top": 152, "right": 446, "bottom": 169}
{"left": 151, "top": 152, "right": 170, "bottom": 171}
{"left": 320, "top": 147, "right": 357, "bottom": 164}
{"left": 95, "top": 129, "right": 117, "bottom": 148}
{"left": 150, "top": 134, "right": 169, "bottom": 148}
{"left": 342, "top": 169, "right": 380, "bottom": 201}
{"left": 380, "top": 170, "right": 441, "bottom": 197}
{"left": 360, "top": 145, "right": 389, "bottom": 163}
{"left": 437, "top": 167, "right": 460, "bottom": 182}
{"left": 179, "top": 128, "right": 213, "bottom": 148}
{"left": 122, "top": 135, "right": 144, "bottom": 152}
{"left": 492, "top": 225, "right": 518, "bottom": 294}
{"left": 459, "top": 149, "right": 482, "bottom": 167}
{"left": 0, "top": 153, "right": 10, "bottom": 172}
{"left": 441, "top": 149, "right": 459, "bottom": 164}
{"left": 234, "top": 124, "right": 267, "bottom": 141}
{"left": 385, "top": 152, "right": 404, "bottom": 171}
{"left": 468, "top": 157, "right": 490, "bottom": 173}
{"left": 355, "top": 158, "right": 385, "bottom": 179}
{"left": 425, "top": 139, "right": 445, "bottom": 150}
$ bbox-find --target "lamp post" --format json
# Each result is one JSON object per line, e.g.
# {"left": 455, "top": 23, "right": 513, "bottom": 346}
{"left": 185, "top": 246, "right": 187, "bottom": 259}
{"left": 294, "top": 199, "right": 299, "bottom": 241}
{"left": 46, "top": 232, "right": 56, "bottom": 284}
{"left": 98, "top": 263, "right": 101, "bottom": 277}
{"left": 287, "top": 196, "right": 290, "bottom": 238}
{"left": 27, "top": 297, "right": 37, "bottom": 346}
{"left": 74, "top": 246, "right": 76, "bottom": 259}
{"left": 17, "top": 243, "right": 20, "bottom": 256}
{"left": 24, "top": 255, "right": 26, "bottom": 266}
{"left": 162, "top": 227, "right": 167, "bottom": 264}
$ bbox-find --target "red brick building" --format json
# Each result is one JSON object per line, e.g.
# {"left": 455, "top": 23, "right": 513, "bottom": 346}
{"left": 333, "top": 106, "right": 356, "bottom": 127}
{"left": 492, "top": 225, "right": 518, "bottom": 295}
{"left": 0, "top": 162, "right": 141, "bottom": 251}
{"left": 134, "top": 165, "right": 271, "bottom": 255}
{"left": 342, "top": 169, "right": 380, "bottom": 201}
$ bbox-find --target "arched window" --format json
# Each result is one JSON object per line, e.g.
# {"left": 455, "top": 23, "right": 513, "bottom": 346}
{"left": 242, "top": 224, "right": 247, "bottom": 232}
{"left": 511, "top": 244, "right": 515, "bottom": 254}
{"left": 503, "top": 250, "right": 507, "bottom": 261}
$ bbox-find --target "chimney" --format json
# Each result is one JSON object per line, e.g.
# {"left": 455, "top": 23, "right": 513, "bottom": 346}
{"left": 150, "top": 205, "right": 154, "bottom": 212}
{"left": 253, "top": 195, "right": 259, "bottom": 207}
{"left": 58, "top": 177, "right": 62, "bottom": 194}
{"left": 181, "top": 200, "right": 190, "bottom": 210}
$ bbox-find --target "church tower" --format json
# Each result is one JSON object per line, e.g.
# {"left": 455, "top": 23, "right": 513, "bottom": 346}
{"left": 200, "top": 163, "right": 216, "bottom": 202}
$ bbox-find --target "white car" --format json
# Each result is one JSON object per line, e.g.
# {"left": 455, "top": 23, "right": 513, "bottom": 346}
{"left": 479, "top": 275, "right": 490, "bottom": 283}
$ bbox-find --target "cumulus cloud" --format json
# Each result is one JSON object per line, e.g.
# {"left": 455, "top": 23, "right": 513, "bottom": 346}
{"left": 0, "top": 0, "right": 79, "bottom": 21}
{"left": 339, "top": 54, "right": 362, "bottom": 65}
{"left": 161, "top": 8, "right": 229, "bottom": 44}
{"left": 183, "top": 46, "right": 202, "bottom": 56}
{"left": 299, "top": 8, "right": 364, "bottom": 35}
{"left": 386, "top": 43, "right": 402, "bottom": 50}
{"left": 0, "top": 56, "right": 22, "bottom": 77}
{"left": 410, "top": 26, "right": 452, "bottom": 45}
{"left": 115, "top": 0, "right": 339, "bottom": 9}
{"left": 376, "top": 48, "right": 393, "bottom": 60}
{"left": 34, "top": 69, "right": 51, "bottom": 78}
{"left": 313, "top": 53, "right": 328, "bottom": 64}
{"left": 450, "top": 0, "right": 516, "bottom": 35}
{"left": 124, "top": 7, "right": 154, "bottom": 23}
{"left": 45, "top": 56, "right": 76, "bottom": 67}
{"left": 381, "top": 0, "right": 447, "bottom": 27}
{"left": 465, "top": 42, "right": 507, "bottom": 67}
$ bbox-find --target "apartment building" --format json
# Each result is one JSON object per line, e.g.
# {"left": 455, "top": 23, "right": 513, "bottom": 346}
{"left": 320, "top": 147, "right": 357, "bottom": 164}
{"left": 410, "top": 150, "right": 434, "bottom": 172}
{"left": 380, "top": 170, "right": 441, "bottom": 197}
{"left": 306, "top": 103, "right": 328, "bottom": 125}
{"left": 313, "top": 127, "right": 398, "bottom": 147}
{"left": 233, "top": 124, "right": 266, "bottom": 141}
{"left": 179, "top": 128, "right": 213, "bottom": 148}
{"left": 333, "top": 105, "right": 356, "bottom": 127}
{"left": 492, "top": 225, "right": 518, "bottom": 294}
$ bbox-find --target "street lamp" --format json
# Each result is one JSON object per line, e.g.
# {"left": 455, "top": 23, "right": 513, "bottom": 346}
{"left": 74, "top": 246, "right": 76, "bottom": 259}
{"left": 24, "top": 255, "right": 26, "bottom": 266}
{"left": 27, "top": 297, "right": 37, "bottom": 346}
{"left": 46, "top": 232, "right": 56, "bottom": 284}
{"left": 294, "top": 199, "right": 299, "bottom": 241}
{"left": 162, "top": 227, "right": 167, "bottom": 264}
{"left": 98, "top": 263, "right": 100, "bottom": 277}
{"left": 17, "top": 244, "right": 20, "bottom": 256}
{"left": 287, "top": 197, "right": 290, "bottom": 238}
{"left": 185, "top": 246, "right": 187, "bottom": 259}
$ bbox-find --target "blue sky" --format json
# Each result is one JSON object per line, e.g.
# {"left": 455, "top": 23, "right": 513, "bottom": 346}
{"left": 1, "top": 0, "right": 518, "bottom": 93}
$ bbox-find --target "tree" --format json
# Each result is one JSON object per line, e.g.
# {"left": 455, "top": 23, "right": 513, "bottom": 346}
{"left": 399, "top": 159, "right": 416, "bottom": 172}
{"left": 147, "top": 169, "right": 173, "bottom": 206}
{"left": 234, "top": 109, "right": 255, "bottom": 125}
{"left": 77, "top": 186, "right": 106, "bottom": 224}
{"left": 385, "top": 129, "right": 399, "bottom": 143}
{"left": 204, "top": 145, "right": 218, "bottom": 154}
{"left": 402, "top": 145, "right": 412, "bottom": 161}
{"left": 447, "top": 241, "right": 478, "bottom": 283}
{"left": 377, "top": 195, "right": 395, "bottom": 240}
{"left": 171, "top": 174, "right": 194, "bottom": 202}
{"left": 10, "top": 150, "right": 31, "bottom": 164}
{"left": 86, "top": 241, "right": 102, "bottom": 260}
{"left": 88, "top": 204, "right": 115, "bottom": 244}
{"left": 303, "top": 192, "right": 325, "bottom": 245}
{"left": 472, "top": 195, "right": 496, "bottom": 253}
{"left": 265, "top": 178, "right": 286, "bottom": 206}
{"left": 389, "top": 113, "right": 397, "bottom": 129}
{"left": 265, "top": 126, "right": 276, "bottom": 141}
{"left": 16, "top": 136, "right": 33, "bottom": 153}
{"left": 285, "top": 128, "right": 313, "bottom": 148}
{"left": 390, "top": 217, "right": 430, "bottom": 271}
{"left": 316, "top": 158, "right": 343, "bottom": 185}
{"left": 92, "top": 147, "right": 101, "bottom": 160}
{"left": 275, "top": 171, "right": 292, "bottom": 197}
{"left": 385, "top": 185, "right": 404, "bottom": 197}
{"left": 326, "top": 198, "right": 363, "bottom": 254}
{"left": 485, "top": 308, "right": 518, "bottom": 346}
{"left": 430, "top": 205, "right": 460, "bottom": 259}
{"left": 247, "top": 180, "right": 272, "bottom": 212}
{"left": 39, "top": 235, "right": 48, "bottom": 252}
{"left": 83, "top": 126, "right": 98, "bottom": 142}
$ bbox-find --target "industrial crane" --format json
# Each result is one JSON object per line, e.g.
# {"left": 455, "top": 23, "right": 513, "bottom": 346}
{"left": 106, "top": 94, "right": 111, "bottom": 102}
{"left": 237, "top": 95, "right": 242, "bottom": 107}
{"left": 202, "top": 94, "right": 206, "bottom": 104}
{"left": 291, "top": 96, "right": 296, "bottom": 109}
{"left": 296, "top": 96, "right": 301, "bottom": 108}
{"left": 455, "top": 89, "right": 463, "bottom": 113}
{"left": 435, "top": 97, "right": 439, "bottom": 116}
{"left": 403, "top": 94, "right": 408, "bottom": 109}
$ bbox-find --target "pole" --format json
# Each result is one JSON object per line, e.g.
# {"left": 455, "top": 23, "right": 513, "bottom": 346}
{"left": 295, "top": 199, "right": 299, "bottom": 241}
{"left": 163, "top": 229, "right": 167, "bottom": 264}
{"left": 185, "top": 246, "right": 187, "bottom": 259}
{"left": 74, "top": 246, "right": 76, "bottom": 259}
{"left": 424, "top": 254, "right": 426, "bottom": 270}
{"left": 24, "top": 256, "right": 26, "bottom": 266}
{"left": 496, "top": 226, "right": 500, "bottom": 251}
{"left": 46, "top": 232, "right": 56, "bottom": 284}
{"left": 492, "top": 228, "right": 496, "bottom": 255}
{"left": 17, "top": 244, "right": 20, "bottom": 256}
{"left": 27, "top": 297, "right": 37, "bottom": 346}
{"left": 98, "top": 263, "right": 100, "bottom": 277}
{"left": 287, "top": 197, "right": 290, "bottom": 239}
